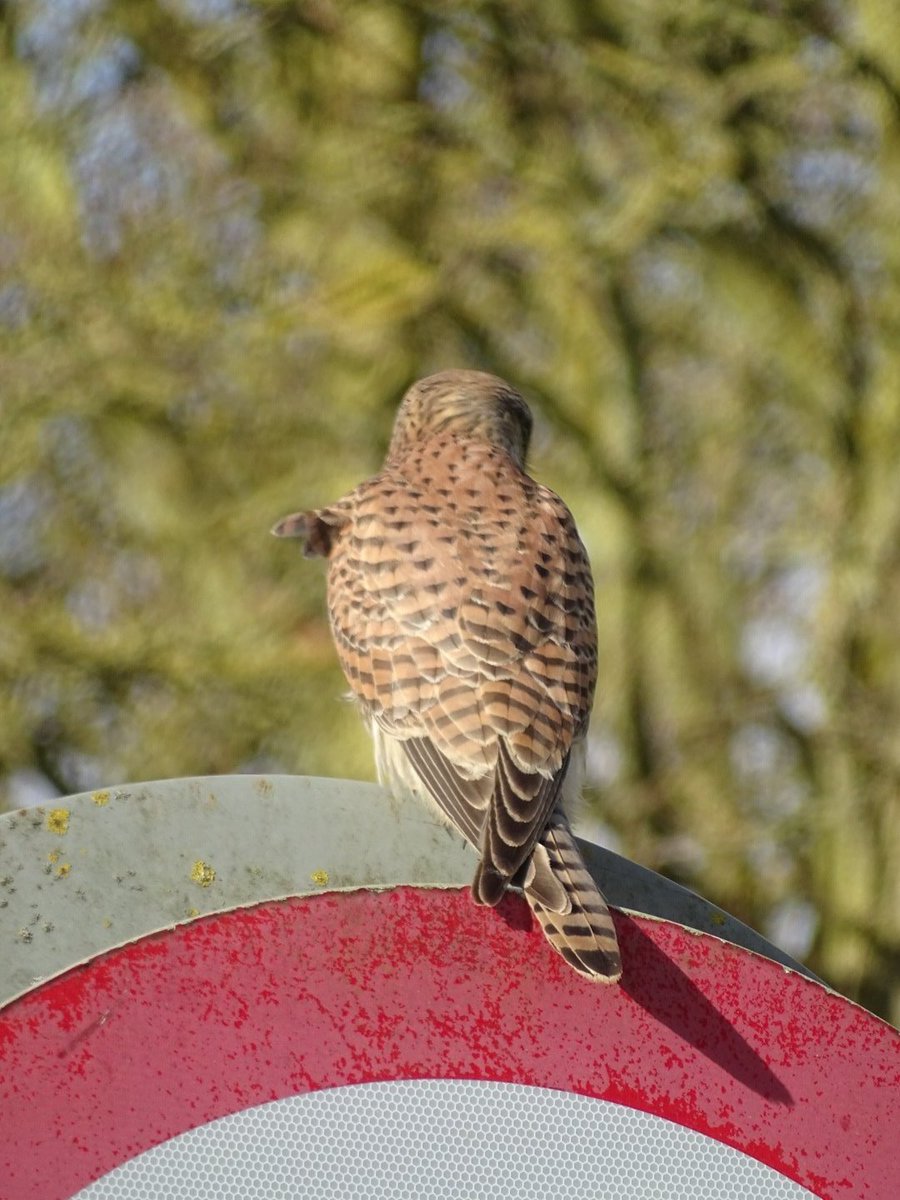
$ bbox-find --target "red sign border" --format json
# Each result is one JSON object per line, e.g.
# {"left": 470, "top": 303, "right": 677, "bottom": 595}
{"left": 1, "top": 887, "right": 898, "bottom": 1199}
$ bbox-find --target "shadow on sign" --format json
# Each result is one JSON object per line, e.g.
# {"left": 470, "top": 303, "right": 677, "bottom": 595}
{"left": 620, "top": 917, "right": 794, "bottom": 1106}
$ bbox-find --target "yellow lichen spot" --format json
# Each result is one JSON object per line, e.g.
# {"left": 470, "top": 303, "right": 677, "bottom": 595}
{"left": 102, "top": 917, "right": 112, "bottom": 929}
{"left": 310, "top": 869, "right": 329, "bottom": 887}
{"left": 710, "top": 911, "right": 727, "bottom": 927}
{"left": 56, "top": 863, "right": 71, "bottom": 878}
{"left": 186, "top": 907, "right": 200, "bottom": 918}
{"left": 46, "top": 808, "right": 70, "bottom": 835}
{"left": 91, "top": 790, "right": 110, "bottom": 806}
{"left": 190, "top": 860, "right": 216, "bottom": 887}
{"left": 48, "top": 850, "right": 60, "bottom": 864}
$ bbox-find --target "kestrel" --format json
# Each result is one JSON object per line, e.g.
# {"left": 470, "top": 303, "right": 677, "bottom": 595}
{"left": 273, "top": 370, "right": 621, "bottom": 982}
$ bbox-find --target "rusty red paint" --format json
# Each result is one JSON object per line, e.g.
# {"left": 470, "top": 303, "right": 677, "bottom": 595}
{"left": 1, "top": 888, "right": 898, "bottom": 1199}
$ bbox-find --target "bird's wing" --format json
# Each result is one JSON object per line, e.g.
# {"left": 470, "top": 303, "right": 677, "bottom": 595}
{"left": 325, "top": 444, "right": 597, "bottom": 900}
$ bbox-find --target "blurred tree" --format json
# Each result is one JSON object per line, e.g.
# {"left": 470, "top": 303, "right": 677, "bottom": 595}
{"left": 1, "top": 0, "right": 899, "bottom": 1021}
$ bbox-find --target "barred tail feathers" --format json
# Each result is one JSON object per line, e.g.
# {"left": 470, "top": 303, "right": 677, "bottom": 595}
{"left": 525, "top": 813, "right": 622, "bottom": 983}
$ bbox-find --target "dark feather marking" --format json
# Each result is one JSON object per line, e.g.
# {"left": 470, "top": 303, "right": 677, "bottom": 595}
{"left": 483, "top": 743, "right": 569, "bottom": 880}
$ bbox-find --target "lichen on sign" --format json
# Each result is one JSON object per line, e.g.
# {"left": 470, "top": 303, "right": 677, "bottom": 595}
{"left": 46, "top": 809, "right": 70, "bottom": 836}
{"left": 190, "top": 860, "right": 216, "bottom": 888}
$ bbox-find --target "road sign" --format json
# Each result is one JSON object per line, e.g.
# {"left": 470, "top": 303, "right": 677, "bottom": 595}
{"left": 2, "top": 776, "right": 897, "bottom": 1198}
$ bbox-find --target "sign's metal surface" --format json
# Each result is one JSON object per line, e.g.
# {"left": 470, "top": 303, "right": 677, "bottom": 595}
{"left": 0, "top": 774, "right": 817, "bottom": 1008}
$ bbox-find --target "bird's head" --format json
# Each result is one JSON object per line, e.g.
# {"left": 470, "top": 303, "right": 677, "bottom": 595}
{"left": 387, "top": 370, "right": 533, "bottom": 467}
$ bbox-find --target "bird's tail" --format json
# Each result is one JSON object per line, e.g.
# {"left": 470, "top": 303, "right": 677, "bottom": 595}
{"left": 523, "top": 812, "right": 622, "bottom": 983}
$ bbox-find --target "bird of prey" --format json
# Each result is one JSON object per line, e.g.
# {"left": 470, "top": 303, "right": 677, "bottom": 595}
{"left": 273, "top": 370, "right": 621, "bottom": 982}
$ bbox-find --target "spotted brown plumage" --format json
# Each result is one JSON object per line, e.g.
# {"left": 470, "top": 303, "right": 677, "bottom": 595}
{"left": 273, "top": 370, "right": 621, "bottom": 982}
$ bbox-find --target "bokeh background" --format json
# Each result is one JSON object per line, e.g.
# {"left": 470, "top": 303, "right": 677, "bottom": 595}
{"left": 2, "top": 0, "right": 899, "bottom": 1022}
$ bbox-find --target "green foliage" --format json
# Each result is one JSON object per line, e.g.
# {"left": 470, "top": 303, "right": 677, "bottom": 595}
{"left": 2, "top": 0, "right": 899, "bottom": 1020}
